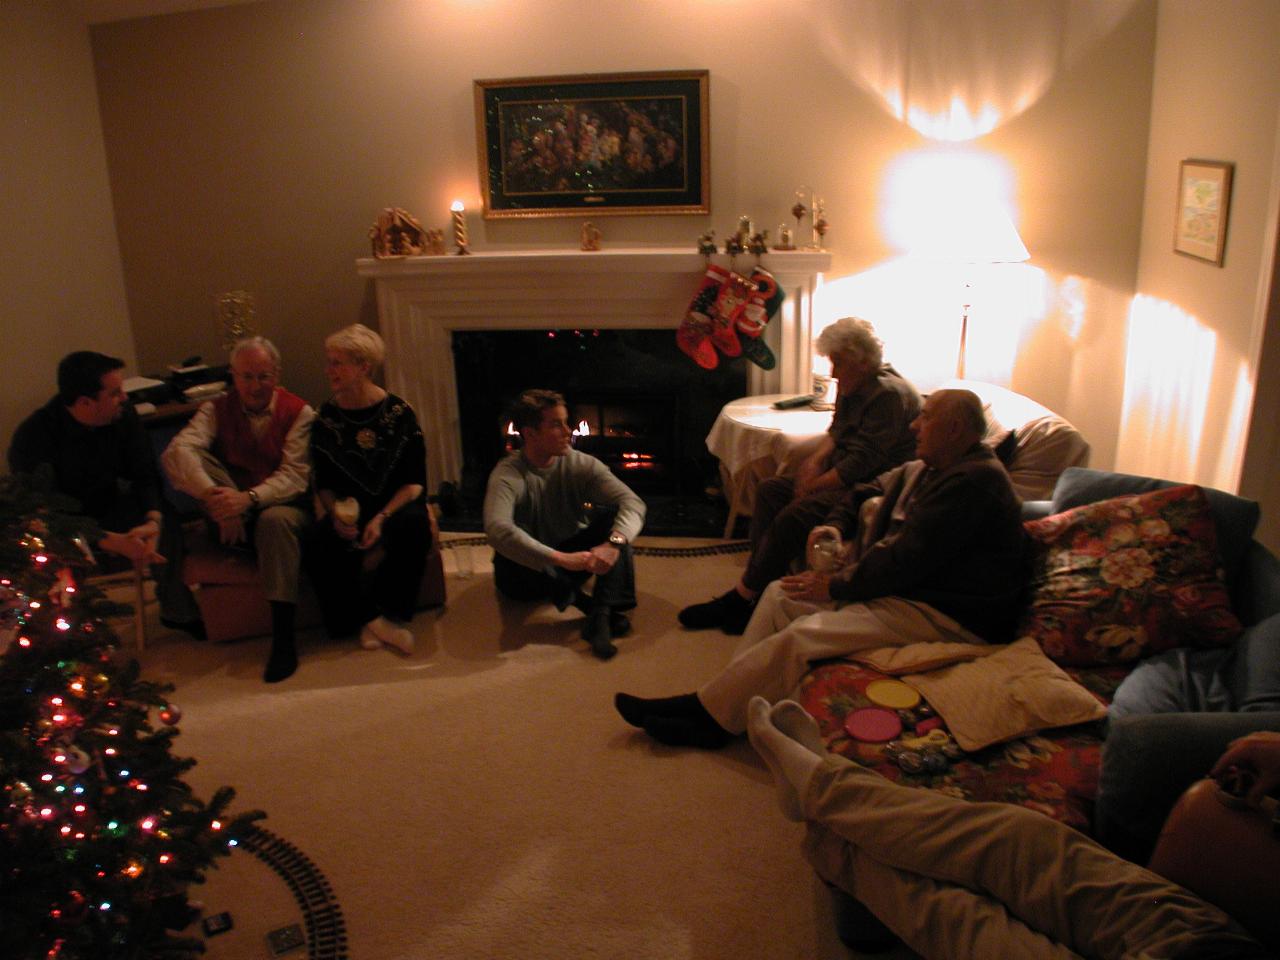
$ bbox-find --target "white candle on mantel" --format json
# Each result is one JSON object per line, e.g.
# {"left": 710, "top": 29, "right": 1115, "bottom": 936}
{"left": 450, "top": 200, "right": 469, "bottom": 254}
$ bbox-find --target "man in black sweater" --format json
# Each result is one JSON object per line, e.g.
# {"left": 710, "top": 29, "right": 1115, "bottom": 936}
{"left": 9, "top": 351, "right": 165, "bottom": 568}
{"left": 617, "top": 389, "right": 1026, "bottom": 748}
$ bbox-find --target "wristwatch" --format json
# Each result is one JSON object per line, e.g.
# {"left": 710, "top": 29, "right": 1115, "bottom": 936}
{"left": 608, "top": 531, "right": 627, "bottom": 547}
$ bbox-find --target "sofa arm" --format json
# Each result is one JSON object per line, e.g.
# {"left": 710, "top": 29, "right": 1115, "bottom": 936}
{"left": 1239, "top": 540, "right": 1280, "bottom": 625}
{"left": 1095, "top": 711, "right": 1280, "bottom": 864}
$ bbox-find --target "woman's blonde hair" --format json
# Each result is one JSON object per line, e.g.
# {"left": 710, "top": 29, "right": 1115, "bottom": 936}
{"left": 325, "top": 323, "right": 385, "bottom": 369}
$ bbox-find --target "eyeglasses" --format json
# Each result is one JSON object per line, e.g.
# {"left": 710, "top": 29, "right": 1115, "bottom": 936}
{"left": 234, "top": 371, "right": 278, "bottom": 385}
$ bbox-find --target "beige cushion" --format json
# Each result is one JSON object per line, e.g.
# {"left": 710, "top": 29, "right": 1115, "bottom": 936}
{"left": 902, "top": 638, "right": 1107, "bottom": 751}
{"left": 942, "top": 378, "right": 1090, "bottom": 500}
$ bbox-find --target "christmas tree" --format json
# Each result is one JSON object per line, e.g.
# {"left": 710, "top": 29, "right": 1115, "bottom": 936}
{"left": 0, "top": 472, "right": 263, "bottom": 959}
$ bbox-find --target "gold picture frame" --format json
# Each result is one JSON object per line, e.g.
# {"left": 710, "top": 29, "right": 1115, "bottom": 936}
{"left": 474, "top": 70, "right": 710, "bottom": 219}
{"left": 1173, "top": 159, "right": 1234, "bottom": 266}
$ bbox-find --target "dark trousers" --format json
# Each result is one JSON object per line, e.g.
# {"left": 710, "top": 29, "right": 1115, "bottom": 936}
{"left": 302, "top": 501, "right": 432, "bottom": 636}
{"left": 741, "top": 477, "right": 846, "bottom": 593}
{"left": 493, "top": 509, "right": 636, "bottom": 612}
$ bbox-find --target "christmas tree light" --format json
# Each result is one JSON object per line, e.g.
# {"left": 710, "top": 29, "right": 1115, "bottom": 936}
{"left": 1, "top": 472, "right": 264, "bottom": 959}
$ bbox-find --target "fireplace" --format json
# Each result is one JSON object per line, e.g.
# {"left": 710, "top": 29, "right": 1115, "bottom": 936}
{"left": 357, "top": 246, "right": 831, "bottom": 530}
{"left": 451, "top": 328, "right": 746, "bottom": 516}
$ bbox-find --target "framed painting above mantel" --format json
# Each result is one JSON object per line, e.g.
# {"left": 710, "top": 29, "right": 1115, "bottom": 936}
{"left": 474, "top": 70, "right": 710, "bottom": 219}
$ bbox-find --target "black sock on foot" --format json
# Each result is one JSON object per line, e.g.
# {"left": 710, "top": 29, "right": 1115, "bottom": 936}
{"left": 642, "top": 713, "right": 733, "bottom": 750}
{"left": 614, "top": 691, "right": 703, "bottom": 728}
{"left": 583, "top": 607, "right": 617, "bottom": 660}
{"left": 678, "top": 588, "right": 755, "bottom": 633}
{"left": 161, "top": 617, "right": 207, "bottom": 641}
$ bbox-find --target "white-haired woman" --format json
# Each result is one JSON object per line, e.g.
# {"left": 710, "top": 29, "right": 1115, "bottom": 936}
{"left": 303, "top": 323, "right": 431, "bottom": 654}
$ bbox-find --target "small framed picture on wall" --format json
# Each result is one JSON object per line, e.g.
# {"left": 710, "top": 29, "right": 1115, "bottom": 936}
{"left": 1173, "top": 159, "right": 1234, "bottom": 266}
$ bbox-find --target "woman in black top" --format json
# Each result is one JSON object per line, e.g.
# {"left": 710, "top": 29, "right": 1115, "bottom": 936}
{"left": 304, "top": 324, "right": 431, "bottom": 654}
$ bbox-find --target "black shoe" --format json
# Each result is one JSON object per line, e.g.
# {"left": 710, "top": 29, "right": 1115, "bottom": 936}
{"left": 677, "top": 589, "right": 755, "bottom": 634}
{"left": 582, "top": 608, "right": 617, "bottom": 660}
{"left": 161, "top": 617, "right": 207, "bottom": 641}
{"left": 642, "top": 714, "right": 733, "bottom": 750}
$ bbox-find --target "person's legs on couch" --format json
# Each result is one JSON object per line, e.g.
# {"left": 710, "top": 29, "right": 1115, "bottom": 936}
{"left": 749, "top": 699, "right": 1266, "bottom": 960}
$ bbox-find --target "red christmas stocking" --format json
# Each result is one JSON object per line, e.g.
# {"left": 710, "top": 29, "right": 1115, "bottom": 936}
{"left": 708, "top": 272, "right": 754, "bottom": 358}
{"left": 677, "top": 264, "right": 729, "bottom": 369}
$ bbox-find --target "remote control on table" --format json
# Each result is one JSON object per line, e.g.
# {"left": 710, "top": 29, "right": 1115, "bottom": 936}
{"left": 772, "top": 395, "right": 815, "bottom": 410}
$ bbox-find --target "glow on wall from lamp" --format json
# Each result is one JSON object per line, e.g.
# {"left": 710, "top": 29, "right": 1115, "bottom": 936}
{"left": 803, "top": 1, "right": 1136, "bottom": 141}
{"left": 1115, "top": 295, "right": 1216, "bottom": 483}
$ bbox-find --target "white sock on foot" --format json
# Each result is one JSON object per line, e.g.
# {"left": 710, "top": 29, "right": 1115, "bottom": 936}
{"left": 359, "top": 623, "right": 382, "bottom": 650}
{"left": 746, "top": 696, "right": 824, "bottom": 821}
{"left": 371, "top": 615, "right": 415, "bottom": 655}
{"left": 770, "top": 699, "right": 828, "bottom": 757}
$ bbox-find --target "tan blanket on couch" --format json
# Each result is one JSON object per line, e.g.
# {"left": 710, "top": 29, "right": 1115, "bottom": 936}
{"left": 845, "top": 637, "right": 1107, "bottom": 752}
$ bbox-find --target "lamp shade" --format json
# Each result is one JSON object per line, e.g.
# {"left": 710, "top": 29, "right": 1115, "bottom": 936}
{"left": 905, "top": 197, "right": 1030, "bottom": 264}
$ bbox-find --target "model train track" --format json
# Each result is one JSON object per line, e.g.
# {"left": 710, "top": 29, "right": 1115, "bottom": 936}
{"left": 238, "top": 825, "right": 349, "bottom": 959}
{"left": 443, "top": 536, "right": 750, "bottom": 558}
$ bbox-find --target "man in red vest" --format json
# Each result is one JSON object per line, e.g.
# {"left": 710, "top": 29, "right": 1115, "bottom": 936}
{"left": 162, "top": 337, "right": 315, "bottom": 682}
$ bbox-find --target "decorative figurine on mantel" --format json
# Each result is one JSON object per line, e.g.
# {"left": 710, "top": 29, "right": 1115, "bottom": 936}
{"left": 425, "top": 228, "right": 447, "bottom": 256}
{"left": 580, "top": 221, "right": 602, "bottom": 251}
{"left": 748, "top": 230, "right": 770, "bottom": 258}
{"left": 773, "top": 224, "right": 795, "bottom": 250}
{"left": 696, "top": 230, "right": 718, "bottom": 257}
{"left": 812, "top": 195, "right": 829, "bottom": 250}
{"left": 368, "top": 206, "right": 428, "bottom": 258}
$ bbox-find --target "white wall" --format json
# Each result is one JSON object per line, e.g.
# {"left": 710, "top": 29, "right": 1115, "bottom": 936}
{"left": 0, "top": 2, "right": 134, "bottom": 450}
{"left": 1128, "top": 0, "right": 1280, "bottom": 550}
{"left": 88, "top": 0, "right": 1158, "bottom": 453}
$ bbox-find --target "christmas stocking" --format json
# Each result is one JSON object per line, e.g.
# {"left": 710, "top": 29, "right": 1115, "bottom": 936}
{"left": 677, "top": 264, "right": 729, "bottom": 369}
{"left": 735, "top": 267, "right": 784, "bottom": 369}
{"left": 708, "top": 272, "right": 754, "bottom": 358}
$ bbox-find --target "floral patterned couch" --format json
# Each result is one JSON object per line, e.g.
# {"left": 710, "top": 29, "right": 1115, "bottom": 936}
{"left": 801, "top": 467, "right": 1280, "bottom": 949}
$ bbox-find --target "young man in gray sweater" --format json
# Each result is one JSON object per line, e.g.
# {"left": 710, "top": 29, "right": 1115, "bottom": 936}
{"left": 483, "top": 389, "right": 646, "bottom": 660}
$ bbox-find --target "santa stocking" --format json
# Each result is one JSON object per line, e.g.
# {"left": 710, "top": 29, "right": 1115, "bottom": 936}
{"left": 736, "top": 267, "right": 784, "bottom": 369}
{"left": 708, "top": 272, "right": 755, "bottom": 358}
{"left": 677, "top": 264, "right": 729, "bottom": 369}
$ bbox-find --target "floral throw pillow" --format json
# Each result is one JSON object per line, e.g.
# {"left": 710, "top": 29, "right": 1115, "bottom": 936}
{"left": 1018, "top": 484, "right": 1242, "bottom": 666}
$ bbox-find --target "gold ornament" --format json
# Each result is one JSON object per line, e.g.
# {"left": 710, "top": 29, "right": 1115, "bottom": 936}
{"left": 217, "top": 291, "right": 257, "bottom": 351}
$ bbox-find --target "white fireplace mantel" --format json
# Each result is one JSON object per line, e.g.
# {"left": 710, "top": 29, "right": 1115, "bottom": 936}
{"left": 356, "top": 246, "right": 831, "bottom": 491}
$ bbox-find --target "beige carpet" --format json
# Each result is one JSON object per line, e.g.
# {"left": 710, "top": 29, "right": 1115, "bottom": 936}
{"left": 132, "top": 539, "right": 916, "bottom": 960}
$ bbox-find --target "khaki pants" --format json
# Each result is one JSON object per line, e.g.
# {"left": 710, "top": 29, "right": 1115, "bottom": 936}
{"left": 800, "top": 756, "right": 1265, "bottom": 960}
{"left": 190, "top": 450, "right": 308, "bottom": 604}
{"left": 698, "top": 581, "right": 979, "bottom": 733}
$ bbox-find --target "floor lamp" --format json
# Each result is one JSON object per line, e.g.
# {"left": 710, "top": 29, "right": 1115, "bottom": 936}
{"left": 949, "top": 208, "right": 1030, "bottom": 379}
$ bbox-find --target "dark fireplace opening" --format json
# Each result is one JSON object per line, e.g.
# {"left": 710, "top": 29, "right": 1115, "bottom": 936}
{"left": 444, "top": 328, "right": 747, "bottom": 536}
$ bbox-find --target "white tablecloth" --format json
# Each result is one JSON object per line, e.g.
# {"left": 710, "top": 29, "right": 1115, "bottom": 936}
{"left": 705, "top": 394, "right": 833, "bottom": 475}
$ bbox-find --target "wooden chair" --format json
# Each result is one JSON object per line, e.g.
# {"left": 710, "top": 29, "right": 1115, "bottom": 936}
{"left": 86, "top": 564, "right": 149, "bottom": 651}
